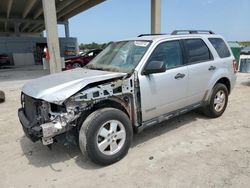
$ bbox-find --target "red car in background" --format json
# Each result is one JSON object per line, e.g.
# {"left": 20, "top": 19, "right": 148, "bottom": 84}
{"left": 65, "top": 49, "right": 102, "bottom": 70}
{"left": 0, "top": 54, "right": 10, "bottom": 67}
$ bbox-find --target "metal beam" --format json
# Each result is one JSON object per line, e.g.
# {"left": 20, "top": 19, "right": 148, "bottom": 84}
{"left": 57, "top": 0, "right": 88, "bottom": 19}
{"left": 23, "top": 0, "right": 37, "bottom": 18}
{"left": 0, "top": 18, "right": 66, "bottom": 25}
{"left": 33, "top": 7, "right": 43, "bottom": 19}
{"left": 0, "top": 31, "right": 40, "bottom": 35}
{"left": 7, "top": 0, "right": 14, "bottom": 18}
{"left": 21, "top": 23, "right": 30, "bottom": 32}
{"left": 33, "top": 0, "right": 74, "bottom": 19}
{"left": 33, "top": 25, "right": 44, "bottom": 32}
{"left": 4, "top": 22, "right": 8, "bottom": 32}
{"left": 14, "top": 22, "right": 20, "bottom": 36}
{"left": 61, "top": 0, "right": 105, "bottom": 20}
{"left": 27, "top": 23, "right": 40, "bottom": 32}
{"left": 64, "top": 20, "right": 69, "bottom": 38}
{"left": 151, "top": 0, "right": 161, "bottom": 34}
{"left": 56, "top": 0, "right": 74, "bottom": 13}
{"left": 42, "top": 0, "right": 62, "bottom": 73}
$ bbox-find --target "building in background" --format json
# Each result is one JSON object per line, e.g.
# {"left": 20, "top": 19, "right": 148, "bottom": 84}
{"left": 0, "top": 36, "right": 77, "bottom": 66}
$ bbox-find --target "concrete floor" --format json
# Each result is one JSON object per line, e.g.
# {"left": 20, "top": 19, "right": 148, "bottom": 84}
{"left": 0, "top": 67, "right": 250, "bottom": 188}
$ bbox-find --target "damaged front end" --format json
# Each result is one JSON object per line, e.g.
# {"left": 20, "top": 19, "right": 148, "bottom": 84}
{"left": 18, "top": 93, "right": 81, "bottom": 145}
{"left": 18, "top": 74, "right": 138, "bottom": 146}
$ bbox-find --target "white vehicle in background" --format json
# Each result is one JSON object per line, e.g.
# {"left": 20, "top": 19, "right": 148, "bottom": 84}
{"left": 18, "top": 30, "right": 237, "bottom": 165}
{"left": 238, "top": 55, "right": 250, "bottom": 73}
{"left": 240, "top": 46, "right": 250, "bottom": 55}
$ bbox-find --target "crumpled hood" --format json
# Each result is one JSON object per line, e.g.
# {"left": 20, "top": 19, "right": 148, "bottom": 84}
{"left": 22, "top": 68, "right": 126, "bottom": 104}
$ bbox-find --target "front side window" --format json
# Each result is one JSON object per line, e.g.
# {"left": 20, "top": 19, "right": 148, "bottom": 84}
{"left": 209, "top": 38, "right": 231, "bottom": 58}
{"left": 185, "top": 39, "right": 213, "bottom": 63}
{"left": 148, "top": 40, "right": 183, "bottom": 69}
{"left": 86, "top": 41, "right": 151, "bottom": 73}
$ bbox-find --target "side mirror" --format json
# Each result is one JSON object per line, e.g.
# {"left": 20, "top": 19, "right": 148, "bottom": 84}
{"left": 143, "top": 61, "right": 166, "bottom": 75}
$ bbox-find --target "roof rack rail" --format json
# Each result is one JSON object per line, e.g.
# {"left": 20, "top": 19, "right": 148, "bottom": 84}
{"left": 138, "top": 33, "right": 168, "bottom": 37}
{"left": 171, "top": 30, "right": 215, "bottom": 35}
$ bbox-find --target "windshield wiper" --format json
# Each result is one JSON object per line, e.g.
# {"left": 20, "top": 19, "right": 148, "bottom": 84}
{"left": 86, "top": 64, "right": 121, "bottom": 72}
{"left": 85, "top": 64, "right": 103, "bottom": 71}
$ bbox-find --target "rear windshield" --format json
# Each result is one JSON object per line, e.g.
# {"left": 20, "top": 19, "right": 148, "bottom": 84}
{"left": 208, "top": 38, "right": 231, "bottom": 58}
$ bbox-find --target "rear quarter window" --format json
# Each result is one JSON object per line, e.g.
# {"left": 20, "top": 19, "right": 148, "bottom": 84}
{"left": 184, "top": 39, "right": 213, "bottom": 63}
{"left": 208, "top": 38, "right": 231, "bottom": 58}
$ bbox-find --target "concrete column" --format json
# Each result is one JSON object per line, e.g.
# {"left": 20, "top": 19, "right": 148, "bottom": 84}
{"left": 65, "top": 20, "right": 70, "bottom": 38}
{"left": 151, "top": 0, "right": 161, "bottom": 34}
{"left": 14, "top": 22, "right": 20, "bottom": 36}
{"left": 42, "top": 0, "right": 62, "bottom": 73}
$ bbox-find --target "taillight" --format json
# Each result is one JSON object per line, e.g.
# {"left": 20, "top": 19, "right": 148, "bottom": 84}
{"left": 232, "top": 60, "right": 237, "bottom": 74}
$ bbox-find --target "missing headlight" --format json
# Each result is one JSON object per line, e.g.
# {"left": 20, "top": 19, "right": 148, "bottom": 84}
{"left": 50, "top": 103, "right": 67, "bottom": 113}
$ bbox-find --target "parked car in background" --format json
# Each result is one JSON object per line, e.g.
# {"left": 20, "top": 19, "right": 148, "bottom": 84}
{"left": 238, "top": 55, "right": 250, "bottom": 73}
{"left": 240, "top": 46, "right": 250, "bottom": 55}
{"left": 0, "top": 54, "right": 10, "bottom": 66}
{"left": 65, "top": 49, "right": 102, "bottom": 70}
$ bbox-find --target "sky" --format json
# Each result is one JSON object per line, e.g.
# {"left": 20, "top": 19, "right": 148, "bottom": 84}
{"left": 57, "top": 0, "right": 250, "bottom": 44}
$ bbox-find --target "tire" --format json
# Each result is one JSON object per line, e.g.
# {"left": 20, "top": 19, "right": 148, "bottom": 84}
{"left": 79, "top": 108, "right": 133, "bottom": 165}
{"left": 65, "top": 63, "right": 73, "bottom": 70}
{"left": 72, "top": 62, "right": 82, "bottom": 68}
{"left": 202, "top": 83, "right": 228, "bottom": 118}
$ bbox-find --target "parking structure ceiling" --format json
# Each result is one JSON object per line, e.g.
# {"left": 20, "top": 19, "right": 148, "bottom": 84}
{"left": 0, "top": 0, "right": 105, "bottom": 34}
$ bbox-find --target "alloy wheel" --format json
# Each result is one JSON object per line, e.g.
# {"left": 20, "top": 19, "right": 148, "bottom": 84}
{"left": 96, "top": 120, "right": 126, "bottom": 155}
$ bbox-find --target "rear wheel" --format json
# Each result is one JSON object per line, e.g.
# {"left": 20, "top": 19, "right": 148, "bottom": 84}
{"left": 203, "top": 83, "right": 228, "bottom": 118}
{"left": 79, "top": 108, "right": 133, "bottom": 165}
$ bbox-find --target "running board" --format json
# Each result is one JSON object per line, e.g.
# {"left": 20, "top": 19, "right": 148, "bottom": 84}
{"left": 137, "top": 102, "right": 203, "bottom": 132}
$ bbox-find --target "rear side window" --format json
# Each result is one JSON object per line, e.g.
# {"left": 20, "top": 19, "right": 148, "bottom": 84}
{"left": 184, "top": 39, "right": 213, "bottom": 63}
{"left": 208, "top": 38, "right": 231, "bottom": 58}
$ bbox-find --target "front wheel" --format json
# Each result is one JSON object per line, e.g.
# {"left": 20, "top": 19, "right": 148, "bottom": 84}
{"left": 79, "top": 108, "right": 133, "bottom": 165}
{"left": 202, "top": 83, "right": 228, "bottom": 118}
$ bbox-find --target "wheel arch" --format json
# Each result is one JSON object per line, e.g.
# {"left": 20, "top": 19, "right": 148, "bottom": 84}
{"left": 205, "top": 76, "right": 231, "bottom": 103}
{"left": 76, "top": 98, "right": 131, "bottom": 129}
{"left": 214, "top": 77, "right": 231, "bottom": 94}
{"left": 91, "top": 98, "right": 130, "bottom": 117}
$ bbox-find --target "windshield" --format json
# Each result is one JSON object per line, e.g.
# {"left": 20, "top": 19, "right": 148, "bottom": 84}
{"left": 86, "top": 40, "right": 151, "bottom": 73}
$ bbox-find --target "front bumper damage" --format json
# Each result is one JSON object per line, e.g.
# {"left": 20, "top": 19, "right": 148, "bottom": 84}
{"left": 18, "top": 93, "right": 80, "bottom": 145}
{"left": 18, "top": 108, "right": 42, "bottom": 142}
{"left": 18, "top": 107, "right": 74, "bottom": 145}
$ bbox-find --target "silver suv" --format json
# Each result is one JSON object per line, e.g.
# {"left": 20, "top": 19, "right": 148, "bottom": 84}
{"left": 18, "top": 30, "right": 237, "bottom": 165}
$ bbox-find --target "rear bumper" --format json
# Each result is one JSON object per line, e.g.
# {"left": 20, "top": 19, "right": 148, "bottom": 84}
{"left": 18, "top": 108, "right": 42, "bottom": 142}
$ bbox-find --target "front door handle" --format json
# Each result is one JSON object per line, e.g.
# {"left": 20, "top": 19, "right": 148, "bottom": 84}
{"left": 175, "top": 73, "right": 185, "bottom": 79}
{"left": 208, "top": 65, "right": 216, "bottom": 71}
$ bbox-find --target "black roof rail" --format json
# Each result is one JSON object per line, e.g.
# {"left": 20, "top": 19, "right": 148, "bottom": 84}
{"left": 138, "top": 33, "right": 168, "bottom": 37}
{"left": 171, "top": 30, "right": 215, "bottom": 35}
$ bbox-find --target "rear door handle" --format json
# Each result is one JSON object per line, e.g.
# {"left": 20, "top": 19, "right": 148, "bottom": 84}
{"left": 175, "top": 73, "right": 185, "bottom": 79}
{"left": 208, "top": 66, "right": 216, "bottom": 71}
